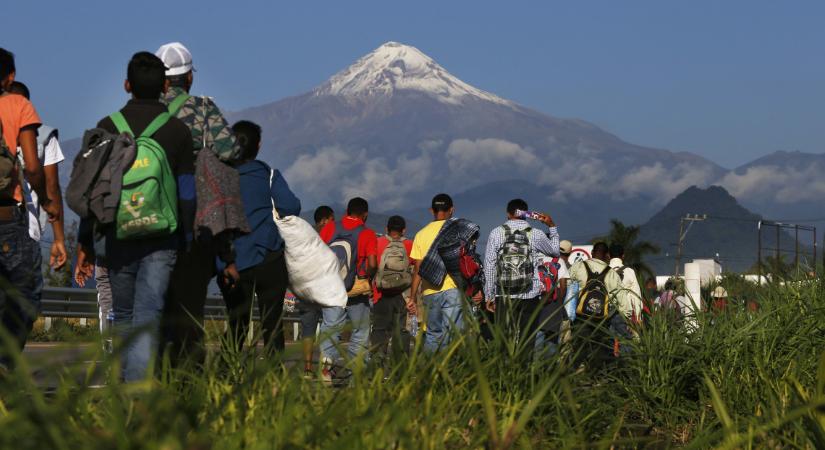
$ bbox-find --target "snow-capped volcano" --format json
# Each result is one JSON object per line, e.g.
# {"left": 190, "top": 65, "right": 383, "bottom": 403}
{"left": 313, "top": 41, "right": 513, "bottom": 106}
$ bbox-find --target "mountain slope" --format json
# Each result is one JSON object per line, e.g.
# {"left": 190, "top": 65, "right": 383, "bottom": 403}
{"left": 228, "top": 41, "right": 726, "bottom": 210}
{"left": 639, "top": 186, "right": 804, "bottom": 273}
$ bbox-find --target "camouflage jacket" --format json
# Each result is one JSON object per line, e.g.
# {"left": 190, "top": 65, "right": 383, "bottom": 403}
{"left": 162, "top": 86, "right": 241, "bottom": 163}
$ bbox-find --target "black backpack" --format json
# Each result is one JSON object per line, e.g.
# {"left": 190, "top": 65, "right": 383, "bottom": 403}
{"left": 576, "top": 263, "right": 611, "bottom": 320}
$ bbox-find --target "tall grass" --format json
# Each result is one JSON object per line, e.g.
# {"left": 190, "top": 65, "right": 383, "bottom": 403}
{"left": 1, "top": 277, "right": 824, "bottom": 448}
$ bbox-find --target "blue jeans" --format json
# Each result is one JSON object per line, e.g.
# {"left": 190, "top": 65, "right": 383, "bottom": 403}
{"left": 107, "top": 239, "right": 177, "bottom": 382}
{"left": 319, "top": 297, "right": 371, "bottom": 365}
{"left": 423, "top": 288, "right": 464, "bottom": 353}
{"left": 0, "top": 210, "right": 42, "bottom": 369}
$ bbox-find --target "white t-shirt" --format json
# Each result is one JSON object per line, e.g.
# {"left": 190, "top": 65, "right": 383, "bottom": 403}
{"left": 21, "top": 135, "right": 65, "bottom": 241}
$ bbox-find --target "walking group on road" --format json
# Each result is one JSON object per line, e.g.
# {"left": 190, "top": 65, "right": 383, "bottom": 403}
{"left": 0, "top": 43, "right": 647, "bottom": 382}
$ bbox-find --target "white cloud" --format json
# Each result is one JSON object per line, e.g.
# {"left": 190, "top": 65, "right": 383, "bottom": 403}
{"left": 614, "top": 162, "right": 716, "bottom": 202}
{"left": 446, "top": 138, "right": 539, "bottom": 174}
{"left": 284, "top": 145, "right": 433, "bottom": 209}
{"left": 720, "top": 164, "right": 825, "bottom": 203}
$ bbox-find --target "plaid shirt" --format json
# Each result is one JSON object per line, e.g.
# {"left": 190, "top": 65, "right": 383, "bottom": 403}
{"left": 484, "top": 220, "right": 560, "bottom": 300}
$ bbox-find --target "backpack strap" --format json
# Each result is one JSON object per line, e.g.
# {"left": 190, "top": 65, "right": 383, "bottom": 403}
{"left": 140, "top": 112, "right": 172, "bottom": 138}
{"left": 167, "top": 94, "right": 191, "bottom": 116}
{"left": 109, "top": 112, "right": 134, "bottom": 136}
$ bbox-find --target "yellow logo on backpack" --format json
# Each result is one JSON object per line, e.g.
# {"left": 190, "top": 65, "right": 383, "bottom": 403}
{"left": 110, "top": 112, "right": 178, "bottom": 240}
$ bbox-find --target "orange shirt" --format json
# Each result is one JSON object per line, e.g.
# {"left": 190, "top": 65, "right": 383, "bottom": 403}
{"left": 0, "top": 93, "right": 41, "bottom": 201}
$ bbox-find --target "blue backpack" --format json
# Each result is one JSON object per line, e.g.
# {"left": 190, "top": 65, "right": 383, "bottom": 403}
{"left": 328, "top": 222, "right": 365, "bottom": 291}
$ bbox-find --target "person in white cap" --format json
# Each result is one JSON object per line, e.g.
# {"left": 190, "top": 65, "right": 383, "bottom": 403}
{"left": 711, "top": 286, "right": 728, "bottom": 312}
{"left": 155, "top": 41, "right": 243, "bottom": 366}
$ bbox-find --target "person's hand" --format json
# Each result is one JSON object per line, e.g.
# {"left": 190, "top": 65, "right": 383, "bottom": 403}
{"left": 50, "top": 239, "right": 68, "bottom": 270}
{"left": 222, "top": 263, "right": 240, "bottom": 289}
{"left": 41, "top": 198, "right": 60, "bottom": 222}
{"left": 536, "top": 212, "right": 555, "bottom": 227}
{"left": 74, "top": 244, "right": 94, "bottom": 287}
{"left": 405, "top": 296, "right": 417, "bottom": 315}
{"left": 485, "top": 298, "right": 496, "bottom": 313}
{"left": 471, "top": 290, "right": 483, "bottom": 305}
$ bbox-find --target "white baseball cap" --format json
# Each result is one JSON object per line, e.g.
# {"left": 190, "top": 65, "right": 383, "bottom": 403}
{"left": 155, "top": 42, "right": 195, "bottom": 76}
{"left": 559, "top": 240, "right": 573, "bottom": 254}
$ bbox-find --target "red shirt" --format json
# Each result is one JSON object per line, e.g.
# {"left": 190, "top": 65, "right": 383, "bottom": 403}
{"left": 320, "top": 216, "right": 377, "bottom": 277}
{"left": 372, "top": 236, "right": 413, "bottom": 303}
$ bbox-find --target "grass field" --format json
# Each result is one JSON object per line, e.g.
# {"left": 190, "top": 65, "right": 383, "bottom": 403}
{"left": 2, "top": 276, "right": 824, "bottom": 449}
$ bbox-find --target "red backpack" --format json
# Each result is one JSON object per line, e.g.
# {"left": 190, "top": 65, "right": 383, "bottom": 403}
{"left": 458, "top": 240, "right": 484, "bottom": 297}
{"left": 538, "top": 257, "right": 561, "bottom": 302}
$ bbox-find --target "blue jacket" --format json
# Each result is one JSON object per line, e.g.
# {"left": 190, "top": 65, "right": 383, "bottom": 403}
{"left": 221, "top": 160, "right": 301, "bottom": 272}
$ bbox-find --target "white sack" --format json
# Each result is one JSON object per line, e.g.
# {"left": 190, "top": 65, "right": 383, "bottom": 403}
{"left": 274, "top": 213, "right": 347, "bottom": 307}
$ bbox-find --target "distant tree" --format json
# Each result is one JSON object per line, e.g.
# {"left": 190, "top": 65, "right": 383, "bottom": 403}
{"left": 748, "top": 255, "right": 793, "bottom": 281}
{"left": 594, "top": 219, "right": 660, "bottom": 278}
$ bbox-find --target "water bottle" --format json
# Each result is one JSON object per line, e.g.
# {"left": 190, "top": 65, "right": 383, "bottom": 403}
{"left": 104, "top": 311, "right": 114, "bottom": 354}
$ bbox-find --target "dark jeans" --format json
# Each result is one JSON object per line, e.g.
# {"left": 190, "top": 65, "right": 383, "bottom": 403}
{"left": 0, "top": 210, "right": 42, "bottom": 369}
{"left": 573, "top": 314, "right": 632, "bottom": 370}
{"left": 160, "top": 239, "right": 216, "bottom": 365}
{"left": 220, "top": 250, "right": 288, "bottom": 353}
{"left": 495, "top": 296, "right": 544, "bottom": 362}
{"left": 370, "top": 293, "right": 411, "bottom": 365}
{"left": 107, "top": 238, "right": 177, "bottom": 382}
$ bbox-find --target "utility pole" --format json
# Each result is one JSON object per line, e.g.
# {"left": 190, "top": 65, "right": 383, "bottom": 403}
{"left": 675, "top": 214, "right": 707, "bottom": 276}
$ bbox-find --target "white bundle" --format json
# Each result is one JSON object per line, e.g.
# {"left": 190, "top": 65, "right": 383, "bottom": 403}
{"left": 273, "top": 212, "right": 347, "bottom": 307}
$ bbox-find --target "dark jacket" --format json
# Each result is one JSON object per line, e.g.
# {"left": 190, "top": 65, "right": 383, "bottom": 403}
{"left": 217, "top": 160, "right": 300, "bottom": 272}
{"left": 418, "top": 217, "right": 480, "bottom": 287}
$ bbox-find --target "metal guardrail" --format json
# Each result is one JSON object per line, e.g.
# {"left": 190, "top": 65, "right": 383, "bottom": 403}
{"left": 39, "top": 287, "right": 306, "bottom": 339}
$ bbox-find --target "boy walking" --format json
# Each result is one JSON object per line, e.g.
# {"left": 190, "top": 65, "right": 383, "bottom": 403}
{"left": 218, "top": 120, "right": 300, "bottom": 353}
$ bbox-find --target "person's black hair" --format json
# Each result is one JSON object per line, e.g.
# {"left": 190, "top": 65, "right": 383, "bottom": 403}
{"left": 313, "top": 205, "right": 334, "bottom": 225}
{"left": 431, "top": 193, "right": 453, "bottom": 212}
{"left": 167, "top": 72, "right": 190, "bottom": 88}
{"left": 8, "top": 81, "right": 30, "bottom": 100}
{"left": 387, "top": 215, "right": 406, "bottom": 233}
{"left": 346, "top": 197, "right": 369, "bottom": 216}
{"left": 592, "top": 241, "right": 609, "bottom": 256}
{"left": 609, "top": 243, "right": 625, "bottom": 259}
{"left": 0, "top": 48, "right": 15, "bottom": 87}
{"left": 507, "top": 198, "right": 528, "bottom": 216}
{"left": 644, "top": 277, "right": 657, "bottom": 287}
{"left": 664, "top": 280, "right": 676, "bottom": 291}
{"left": 127, "top": 52, "right": 167, "bottom": 99}
{"left": 232, "top": 120, "right": 262, "bottom": 161}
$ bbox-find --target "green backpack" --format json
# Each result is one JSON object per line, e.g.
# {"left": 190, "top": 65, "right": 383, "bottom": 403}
{"left": 110, "top": 112, "right": 178, "bottom": 240}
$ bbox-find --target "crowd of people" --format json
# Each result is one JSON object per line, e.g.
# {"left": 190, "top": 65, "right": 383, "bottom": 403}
{"left": 0, "top": 43, "right": 659, "bottom": 382}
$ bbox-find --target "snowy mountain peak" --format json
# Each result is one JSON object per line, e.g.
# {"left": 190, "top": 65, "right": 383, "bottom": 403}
{"left": 313, "top": 41, "right": 513, "bottom": 106}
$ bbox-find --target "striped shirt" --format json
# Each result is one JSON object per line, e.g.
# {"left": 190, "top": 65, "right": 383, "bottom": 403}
{"left": 483, "top": 219, "right": 560, "bottom": 300}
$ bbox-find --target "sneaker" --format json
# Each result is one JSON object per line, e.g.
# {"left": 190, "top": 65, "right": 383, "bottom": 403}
{"left": 303, "top": 369, "right": 315, "bottom": 380}
{"left": 320, "top": 367, "right": 336, "bottom": 386}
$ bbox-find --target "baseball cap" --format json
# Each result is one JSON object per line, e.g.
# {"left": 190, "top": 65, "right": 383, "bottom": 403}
{"left": 712, "top": 286, "right": 728, "bottom": 298}
{"left": 431, "top": 193, "right": 453, "bottom": 212}
{"left": 155, "top": 42, "right": 195, "bottom": 76}
{"left": 559, "top": 240, "right": 572, "bottom": 254}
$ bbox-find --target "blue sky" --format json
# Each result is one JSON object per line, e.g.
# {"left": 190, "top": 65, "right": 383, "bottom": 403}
{"left": 5, "top": 0, "right": 823, "bottom": 168}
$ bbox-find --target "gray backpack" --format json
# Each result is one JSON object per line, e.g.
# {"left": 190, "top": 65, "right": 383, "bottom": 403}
{"left": 375, "top": 237, "right": 412, "bottom": 291}
{"left": 65, "top": 127, "right": 136, "bottom": 224}
{"left": 496, "top": 225, "right": 534, "bottom": 295}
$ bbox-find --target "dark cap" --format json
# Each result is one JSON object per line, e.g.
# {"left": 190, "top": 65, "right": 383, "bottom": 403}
{"left": 431, "top": 193, "right": 453, "bottom": 212}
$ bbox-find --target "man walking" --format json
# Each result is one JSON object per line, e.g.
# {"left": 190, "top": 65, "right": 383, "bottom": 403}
{"left": 483, "top": 199, "right": 560, "bottom": 361}
{"left": 318, "top": 198, "right": 377, "bottom": 381}
{"left": 155, "top": 42, "right": 242, "bottom": 365}
{"left": 569, "top": 242, "right": 623, "bottom": 368}
{"left": 87, "top": 51, "right": 195, "bottom": 381}
{"left": 371, "top": 215, "right": 413, "bottom": 367}
{"left": 408, "top": 194, "right": 463, "bottom": 353}
{"left": 0, "top": 48, "right": 59, "bottom": 370}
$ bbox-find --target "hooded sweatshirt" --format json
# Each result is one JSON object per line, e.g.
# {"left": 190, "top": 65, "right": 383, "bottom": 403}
{"left": 221, "top": 160, "right": 300, "bottom": 272}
